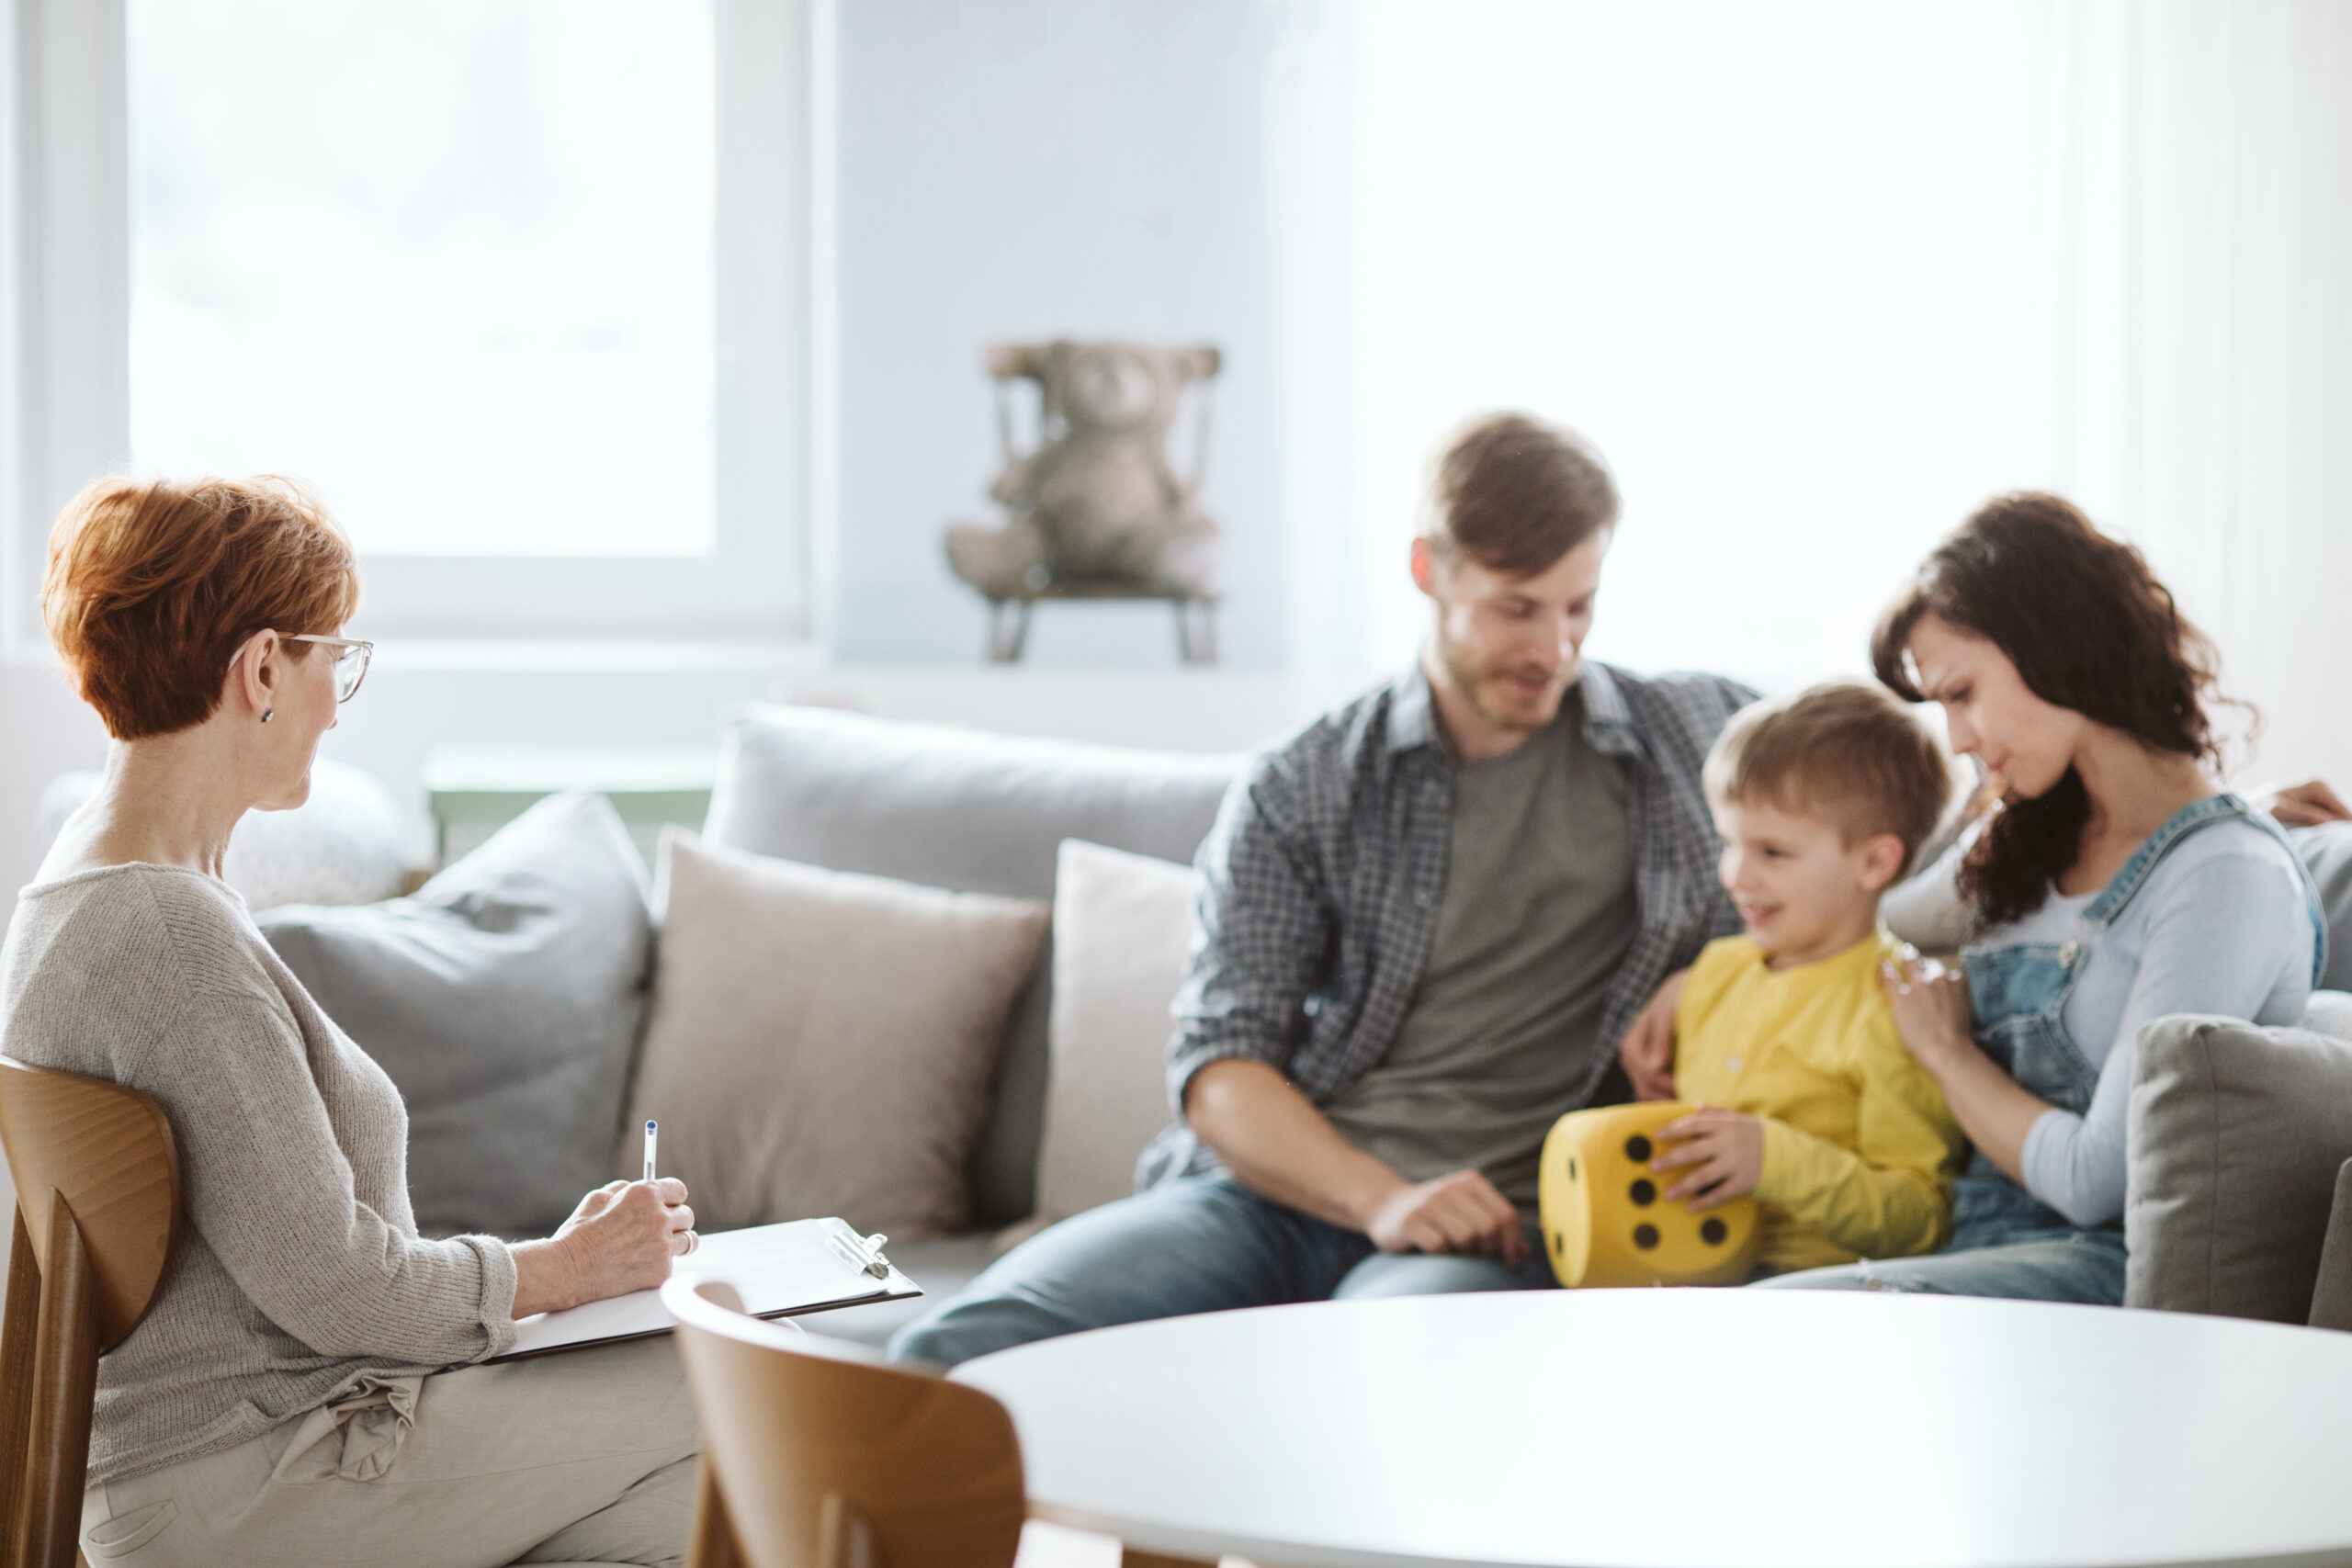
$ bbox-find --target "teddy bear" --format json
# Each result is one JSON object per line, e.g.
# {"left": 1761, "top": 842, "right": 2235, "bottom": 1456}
{"left": 944, "top": 338, "right": 1223, "bottom": 604}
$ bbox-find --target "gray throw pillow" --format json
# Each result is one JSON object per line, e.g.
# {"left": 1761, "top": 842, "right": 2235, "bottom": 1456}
{"left": 2309, "top": 1160, "right": 2352, "bottom": 1332}
{"left": 2127, "top": 1010, "right": 2352, "bottom": 1322}
{"left": 261, "top": 791, "right": 653, "bottom": 1239}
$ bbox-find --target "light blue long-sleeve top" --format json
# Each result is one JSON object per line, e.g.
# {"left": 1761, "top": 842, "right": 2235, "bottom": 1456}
{"left": 1975, "top": 816, "right": 2316, "bottom": 1227}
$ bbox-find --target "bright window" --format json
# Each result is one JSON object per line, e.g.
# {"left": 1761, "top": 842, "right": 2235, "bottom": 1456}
{"left": 103, "top": 0, "right": 813, "bottom": 641}
{"left": 130, "top": 1, "right": 714, "bottom": 558}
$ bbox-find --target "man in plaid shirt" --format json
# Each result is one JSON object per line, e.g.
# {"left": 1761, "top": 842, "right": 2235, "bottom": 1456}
{"left": 894, "top": 413, "right": 1755, "bottom": 1367}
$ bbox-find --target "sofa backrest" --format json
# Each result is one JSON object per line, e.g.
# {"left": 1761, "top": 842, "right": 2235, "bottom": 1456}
{"left": 2292, "top": 823, "right": 2352, "bottom": 994}
{"left": 703, "top": 704, "right": 1244, "bottom": 1227}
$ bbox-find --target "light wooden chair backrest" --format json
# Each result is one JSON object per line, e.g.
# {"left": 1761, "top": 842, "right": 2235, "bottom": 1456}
{"left": 662, "top": 1277, "right": 1027, "bottom": 1568}
{"left": 0, "top": 1057, "right": 181, "bottom": 1568}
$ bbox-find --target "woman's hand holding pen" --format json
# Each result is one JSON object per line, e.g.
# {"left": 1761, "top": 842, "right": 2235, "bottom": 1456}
{"left": 509, "top": 1178, "right": 695, "bottom": 1319}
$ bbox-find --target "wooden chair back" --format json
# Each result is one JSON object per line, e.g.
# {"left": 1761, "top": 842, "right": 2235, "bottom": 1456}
{"left": 0, "top": 1057, "right": 181, "bottom": 1568}
{"left": 662, "top": 1277, "right": 1027, "bottom": 1568}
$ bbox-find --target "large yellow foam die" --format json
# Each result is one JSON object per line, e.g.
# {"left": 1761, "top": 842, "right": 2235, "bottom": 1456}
{"left": 1539, "top": 1102, "right": 1761, "bottom": 1287}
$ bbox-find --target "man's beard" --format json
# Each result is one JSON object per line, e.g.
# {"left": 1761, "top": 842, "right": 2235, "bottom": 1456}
{"left": 1434, "top": 626, "right": 1574, "bottom": 736}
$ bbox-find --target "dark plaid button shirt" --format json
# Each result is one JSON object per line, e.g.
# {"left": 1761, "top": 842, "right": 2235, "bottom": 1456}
{"left": 1139, "top": 660, "right": 1758, "bottom": 1189}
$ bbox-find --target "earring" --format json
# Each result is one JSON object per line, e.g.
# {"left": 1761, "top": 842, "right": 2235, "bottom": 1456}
{"left": 261, "top": 709, "right": 274, "bottom": 724}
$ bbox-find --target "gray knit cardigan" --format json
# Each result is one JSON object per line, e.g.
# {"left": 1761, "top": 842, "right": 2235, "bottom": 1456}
{"left": 1, "top": 864, "right": 518, "bottom": 1485}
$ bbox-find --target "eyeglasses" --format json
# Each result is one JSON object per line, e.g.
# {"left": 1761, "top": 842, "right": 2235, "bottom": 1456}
{"left": 284, "top": 635, "right": 374, "bottom": 702}
{"left": 225, "top": 630, "right": 374, "bottom": 703}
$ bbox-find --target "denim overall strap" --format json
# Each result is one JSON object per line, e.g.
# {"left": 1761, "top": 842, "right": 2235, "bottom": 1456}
{"left": 2078, "top": 793, "right": 2326, "bottom": 987}
{"left": 1952, "top": 793, "right": 2291, "bottom": 1249}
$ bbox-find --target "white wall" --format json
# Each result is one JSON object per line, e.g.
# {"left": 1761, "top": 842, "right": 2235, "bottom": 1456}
{"left": 0, "top": 665, "right": 110, "bottom": 877}
{"left": 830, "top": 0, "right": 1292, "bottom": 671}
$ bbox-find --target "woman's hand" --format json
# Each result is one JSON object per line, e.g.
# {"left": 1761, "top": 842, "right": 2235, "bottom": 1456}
{"left": 1653, "top": 1107, "right": 1763, "bottom": 1209}
{"left": 1620, "top": 967, "right": 1689, "bottom": 1101}
{"left": 1880, "top": 948, "right": 1976, "bottom": 1077}
{"left": 510, "top": 1179, "right": 695, "bottom": 1319}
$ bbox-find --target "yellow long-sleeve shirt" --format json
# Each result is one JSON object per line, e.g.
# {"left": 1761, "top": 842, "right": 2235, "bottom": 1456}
{"left": 1672, "top": 930, "right": 1964, "bottom": 1274}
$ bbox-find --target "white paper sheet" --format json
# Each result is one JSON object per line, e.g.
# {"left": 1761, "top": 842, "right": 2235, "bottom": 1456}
{"left": 491, "top": 1216, "right": 921, "bottom": 1361}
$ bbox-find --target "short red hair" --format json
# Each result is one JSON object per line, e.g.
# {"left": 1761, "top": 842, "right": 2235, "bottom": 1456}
{"left": 43, "top": 476, "right": 361, "bottom": 739}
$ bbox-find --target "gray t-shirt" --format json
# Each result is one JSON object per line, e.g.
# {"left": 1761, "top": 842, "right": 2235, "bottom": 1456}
{"left": 1321, "top": 689, "right": 1637, "bottom": 1213}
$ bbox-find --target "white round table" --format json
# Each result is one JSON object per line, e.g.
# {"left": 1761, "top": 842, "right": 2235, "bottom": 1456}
{"left": 954, "top": 1290, "right": 2352, "bottom": 1568}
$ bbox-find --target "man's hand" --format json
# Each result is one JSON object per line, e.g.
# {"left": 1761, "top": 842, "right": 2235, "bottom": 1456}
{"left": 1186, "top": 1061, "right": 1528, "bottom": 1266}
{"left": 1620, "top": 967, "right": 1689, "bottom": 1101}
{"left": 1363, "top": 1170, "right": 1529, "bottom": 1265}
{"left": 2256, "top": 777, "right": 2352, "bottom": 829}
{"left": 1652, "top": 1108, "right": 1763, "bottom": 1211}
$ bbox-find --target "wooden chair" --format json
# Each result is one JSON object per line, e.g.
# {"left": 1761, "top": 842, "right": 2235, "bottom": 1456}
{"left": 662, "top": 1280, "right": 1214, "bottom": 1568}
{"left": 0, "top": 1058, "right": 181, "bottom": 1568}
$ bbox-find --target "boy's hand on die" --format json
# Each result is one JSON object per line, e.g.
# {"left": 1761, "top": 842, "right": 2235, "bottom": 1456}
{"left": 1652, "top": 1108, "right": 1763, "bottom": 1210}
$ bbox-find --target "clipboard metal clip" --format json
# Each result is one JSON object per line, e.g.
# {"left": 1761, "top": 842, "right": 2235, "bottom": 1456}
{"left": 828, "top": 1225, "right": 893, "bottom": 1280}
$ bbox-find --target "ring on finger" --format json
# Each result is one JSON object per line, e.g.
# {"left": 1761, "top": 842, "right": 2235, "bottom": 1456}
{"left": 683, "top": 1230, "right": 699, "bottom": 1256}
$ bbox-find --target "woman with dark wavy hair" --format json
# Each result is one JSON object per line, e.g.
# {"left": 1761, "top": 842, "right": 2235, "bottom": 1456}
{"left": 1758, "top": 492, "right": 2324, "bottom": 1303}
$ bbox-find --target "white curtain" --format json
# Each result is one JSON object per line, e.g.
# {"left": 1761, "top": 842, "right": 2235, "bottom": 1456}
{"left": 2030, "top": 3, "right": 2352, "bottom": 790}
{"left": 1270, "top": 0, "right": 2352, "bottom": 785}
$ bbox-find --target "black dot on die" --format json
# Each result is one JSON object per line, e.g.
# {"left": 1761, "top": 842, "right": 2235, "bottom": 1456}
{"left": 1625, "top": 1134, "right": 1653, "bottom": 1164}
{"left": 1629, "top": 1179, "right": 1656, "bottom": 1206}
{"left": 1701, "top": 1217, "right": 1728, "bottom": 1246}
{"left": 1552, "top": 1231, "right": 1565, "bottom": 1257}
{"left": 1566, "top": 1156, "right": 1578, "bottom": 1181}
{"left": 1633, "top": 1223, "right": 1660, "bottom": 1250}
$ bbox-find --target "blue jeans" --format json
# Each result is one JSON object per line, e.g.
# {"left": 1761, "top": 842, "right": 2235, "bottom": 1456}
{"left": 1750, "top": 1226, "right": 2128, "bottom": 1303}
{"left": 888, "top": 1175, "right": 1555, "bottom": 1368}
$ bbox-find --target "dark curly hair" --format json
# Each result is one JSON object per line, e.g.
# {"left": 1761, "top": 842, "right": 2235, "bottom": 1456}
{"left": 1870, "top": 492, "right": 2245, "bottom": 928}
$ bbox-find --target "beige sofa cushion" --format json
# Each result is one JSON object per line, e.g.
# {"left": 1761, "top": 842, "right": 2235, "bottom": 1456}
{"left": 1009, "top": 840, "right": 1198, "bottom": 1244}
{"left": 627, "top": 830, "right": 1047, "bottom": 1239}
{"left": 703, "top": 704, "right": 1242, "bottom": 1229}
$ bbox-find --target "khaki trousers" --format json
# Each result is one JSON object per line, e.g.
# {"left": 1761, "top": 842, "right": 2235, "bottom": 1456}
{"left": 80, "top": 1336, "right": 700, "bottom": 1568}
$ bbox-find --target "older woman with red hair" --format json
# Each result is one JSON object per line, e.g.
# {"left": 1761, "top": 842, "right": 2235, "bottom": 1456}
{"left": 14, "top": 476, "right": 701, "bottom": 1568}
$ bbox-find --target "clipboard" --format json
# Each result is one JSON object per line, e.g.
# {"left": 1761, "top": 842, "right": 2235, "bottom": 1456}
{"left": 490, "top": 1216, "right": 922, "bottom": 1362}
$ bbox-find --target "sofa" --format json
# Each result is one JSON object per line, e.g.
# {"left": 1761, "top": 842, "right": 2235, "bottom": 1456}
{"left": 673, "top": 704, "right": 1240, "bottom": 1343}
{"left": 256, "top": 704, "right": 1238, "bottom": 1346}
{"left": 254, "top": 704, "right": 2352, "bottom": 1346}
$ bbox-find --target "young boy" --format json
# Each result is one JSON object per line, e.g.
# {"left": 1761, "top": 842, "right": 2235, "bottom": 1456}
{"left": 1641, "top": 681, "right": 1967, "bottom": 1275}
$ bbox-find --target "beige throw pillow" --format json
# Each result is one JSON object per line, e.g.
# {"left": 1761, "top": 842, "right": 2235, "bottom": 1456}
{"left": 1008, "top": 840, "right": 1200, "bottom": 1245}
{"left": 628, "top": 830, "right": 1048, "bottom": 1239}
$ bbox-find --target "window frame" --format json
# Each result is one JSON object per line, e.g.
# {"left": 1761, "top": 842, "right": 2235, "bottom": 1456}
{"left": 3, "top": 0, "right": 825, "bottom": 654}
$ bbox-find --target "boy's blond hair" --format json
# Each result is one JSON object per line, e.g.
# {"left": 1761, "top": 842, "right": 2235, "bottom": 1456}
{"left": 1703, "top": 682, "right": 1953, "bottom": 874}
